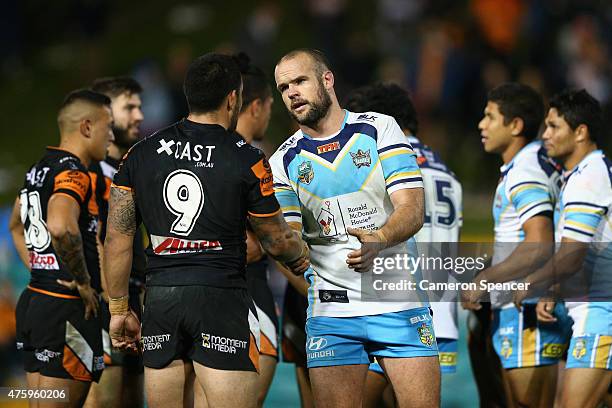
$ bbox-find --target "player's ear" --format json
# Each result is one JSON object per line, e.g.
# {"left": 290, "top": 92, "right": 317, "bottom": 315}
{"left": 322, "top": 70, "right": 334, "bottom": 90}
{"left": 574, "top": 124, "right": 589, "bottom": 143}
{"left": 510, "top": 117, "right": 524, "bottom": 137}
{"left": 251, "top": 98, "right": 263, "bottom": 118}
{"left": 227, "top": 89, "right": 239, "bottom": 112}
{"left": 80, "top": 119, "right": 92, "bottom": 138}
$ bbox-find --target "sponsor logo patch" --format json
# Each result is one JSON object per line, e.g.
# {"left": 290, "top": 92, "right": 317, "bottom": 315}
{"left": 317, "top": 201, "right": 338, "bottom": 238}
{"left": 151, "top": 234, "right": 222, "bottom": 255}
{"left": 439, "top": 352, "right": 457, "bottom": 366}
{"left": 141, "top": 334, "right": 171, "bottom": 351}
{"left": 29, "top": 252, "right": 59, "bottom": 270}
{"left": 542, "top": 343, "right": 564, "bottom": 359}
{"left": 251, "top": 158, "right": 274, "bottom": 196}
{"left": 318, "top": 290, "right": 349, "bottom": 303}
{"left": 357, "top": 114, "right": 376, "bottom": 122}
{"left": 201, "top": 333, "right": 247, "bottom": 354}
{"left": 316, "top": 141, "right": 340, "bottom": 154}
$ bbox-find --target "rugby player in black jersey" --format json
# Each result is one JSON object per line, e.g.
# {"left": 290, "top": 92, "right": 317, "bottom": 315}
{"left": 9, "top": 90, "right": 114, "bottom": 407}
{"left": 103, "top": 53, "right": 309, "bottom": 408}
{"left": 194, "top": 52, "right": 280, "bottom": 408}
{"left": 86, "top": 76, "right": 145, "bottom": 408}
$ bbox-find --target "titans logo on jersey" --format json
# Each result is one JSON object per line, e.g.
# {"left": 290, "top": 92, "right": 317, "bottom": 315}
{"left": 270, "top": 110, "right": 426, "bottom": 318}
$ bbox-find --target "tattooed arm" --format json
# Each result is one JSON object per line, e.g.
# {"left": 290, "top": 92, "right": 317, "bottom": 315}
{"left": 47, "top": 193, "right": 98, "bottom": 318}
{"left": 249, "top": 212, "right": 309, "bottom": 275}
{"left": 104, "top": 186, "right": 137, "bottom": 299}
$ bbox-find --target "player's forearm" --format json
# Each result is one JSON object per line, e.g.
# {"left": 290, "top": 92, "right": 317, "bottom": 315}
{"left": 250, "top": 213, "right": 304, "bottom": 263}
{"left": 525, "top": 244, "right": 588, "bottom": 289}
{"left": 10, "top": 228, "right": 29, "bottom": 268}
{"left": 103, "top": 229, "right": 133, "bottom": 297}
{"left": 476, "top": 241, "right": 554, "bottom": 284}
{"left": 276, "top": 261, "right": 309, "bottom": 298}
{"left": 380, "top": 195, "right": 424, "bottom": 247}
{"left": 51, "top": 229, "right": 91, "bottom": 285}
{"left": 105, "top": 186, "right": 138, "bottom": 298}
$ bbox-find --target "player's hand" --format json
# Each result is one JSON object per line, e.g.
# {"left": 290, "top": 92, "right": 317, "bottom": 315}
{"left": 536, "top": 299, "right": 557, "bottom": 323}
{"left": 460, "top": 288, "right": 484, "bottom": 310}
{"left": 109, "top": 310, "right": 141, "bottom": 354}
{"left": 513, "top": 286, "right": 530, "bottom": 310}
{"left": 346, "top": 228, "right": 386, "bottom": 273}
{"left": 77, "top": 282, "right": 99, "bottom": 320}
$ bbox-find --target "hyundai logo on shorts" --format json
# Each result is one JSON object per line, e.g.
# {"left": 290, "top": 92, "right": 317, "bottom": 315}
{"left": 308, "top": 337, "right": 328, "bottom": 351}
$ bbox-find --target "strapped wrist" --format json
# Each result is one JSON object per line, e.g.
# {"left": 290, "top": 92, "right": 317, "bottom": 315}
{"left": 109, "top": 295, "right": 129, "bottom": 316}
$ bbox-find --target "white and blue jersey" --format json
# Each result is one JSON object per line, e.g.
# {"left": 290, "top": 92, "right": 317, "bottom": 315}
{"left": 270, "top": 111, "right": 438, "bottom": 368}
{"left": 556, "top": 150, "right": 612, "bottom": 370}
{"left": 489, "top": 141, "right": 569, "bottom": 369}
{"left": 491, "top": 141, "right": 561, "bottom": 308}
{"left": 270, "top": 110, "right": 427, "bottom": 319}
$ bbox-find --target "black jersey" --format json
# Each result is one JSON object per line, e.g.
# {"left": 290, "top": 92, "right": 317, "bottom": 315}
{"left": 20, "top": 147, "right": 100, "bottom": 296}
{"left": 113, "top": 119, "right": 280, "bottom": 288}
{"left": 90, "top": 157, "right": 147, "bottom": 289}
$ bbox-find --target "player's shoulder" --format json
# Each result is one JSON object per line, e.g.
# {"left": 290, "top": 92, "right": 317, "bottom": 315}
{"left": 571, "top": 151, "right": 612, "bottom": 189}
{"left": 271, "top": 129, "right": 304, "bottom": 163}
{"left": 510, "top": 141, "right": 559, "bottom": 179}
{"left": 410, "top": 136, "right": 459, "bottom": 181}
{"left": 45, "top": 147, "right": 87, "bottom": 174}
{"left": 345, "top": 110, "right": 396, "bottom": 132}
{"left": 230, "top": 132, "right": 266, "bottom": 162}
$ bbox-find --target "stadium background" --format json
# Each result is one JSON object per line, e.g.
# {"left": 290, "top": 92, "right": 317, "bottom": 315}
{"left": 0, "top": 0, "right": 609, "bottom": 406}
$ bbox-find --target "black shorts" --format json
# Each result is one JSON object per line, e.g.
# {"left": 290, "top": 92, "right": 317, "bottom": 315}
{"left": 247, "top": 272, "right": 279, "bottom": 360}
{"left": 280, "top": 283, "right": 308, "bottom": 367}
{"left": 142, "top": 285, "right": 260, "bottom": 372}
{"left": 99, "top": 287, "right": 144, "bottom": 373}
{"left": 15, "top": 287, "right": 104, "bottom": 382}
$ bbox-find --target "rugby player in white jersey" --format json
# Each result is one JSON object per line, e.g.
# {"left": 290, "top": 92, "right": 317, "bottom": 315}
{"left": 515, "top": 89, "right": 612, "bottom": 408}
{"left": 463, "top": 83, "right": 570, "bottom": 408}
{"left": 271, "top": 48, "right": 439, "bottom": 408}
{"left": 345, "top": 83, "right": 463, "bottom": 408}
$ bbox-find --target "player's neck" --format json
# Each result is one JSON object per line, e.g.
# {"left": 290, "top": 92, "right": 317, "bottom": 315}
{"left": 187, "top": 112, "right": 231, "bottom": 130}
{"left": 235, "top": 119, "right": 254, "bottom": 144}
{"left": 57, "top": 138, "right": 90, "bottom": 166}
{"left": 300, "top": 104, "right": 345, "bottom": 139}
{"left": 562, "top": 143, "right": 597, "bottom": 171}
{"left": 500, "top": 137, "right": 527, "bottom": 165}
{"left": 107, "top": 143, "right": 126, "bottom": 161}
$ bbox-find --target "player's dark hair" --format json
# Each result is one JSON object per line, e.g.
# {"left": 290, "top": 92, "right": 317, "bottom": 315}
{"left": 549, "top": 89, "right": 603, "bottom": 146}
{"left": 487, "top": 83, "right": 544, "bottom": 141}
{"left": 278, "top": 48, "right": 332, "bottom": 77}
{"left": 91, "top": 76, "right": 142, "bottom": 98}
{"left": 183, "top": 53, "right": 242, "bottom": 114}
{"left": 345, "top": 83, "right": 418, "bottom": 135}
{"left": 233, "top": 52, "right": 272, "bottom": 112}
{"left": 60, "top": 89, "right": 111, "bottom": 110}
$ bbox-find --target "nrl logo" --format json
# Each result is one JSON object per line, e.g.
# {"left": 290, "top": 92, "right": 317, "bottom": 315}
{"left": 350, "top": 149, "right": 371, "bottom": 168}
{"left": 298, "top": 161, "right": 314, "bottom": 184}
{"left": 500, "top": 337, "right": 513, "bottom": 359}
{"left": 417, "top": 323, "right": 434, "bottom": 347}
{"left": 572, "top": 339, "right": 587, "bottom": 359}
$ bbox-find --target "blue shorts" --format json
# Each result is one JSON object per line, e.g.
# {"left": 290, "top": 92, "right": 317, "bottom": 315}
{"left": 492, "top": 303, "right": 572, "bottom": 369}
{"left": 368, "top": 338, "right": 456, "bottom": 375}
{"left": 566, "top": 335, "right": 612, "bottom": 369}
{"left": 306, "top": 307, "right": 438, "bottom": 368}
{"left": 566, "top": 302, "right": 612, "bottom": 370}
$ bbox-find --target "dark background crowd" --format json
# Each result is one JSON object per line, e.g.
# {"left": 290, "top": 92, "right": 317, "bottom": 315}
{"left": 0, "top": 0, "right": 610, "bottom": 404}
